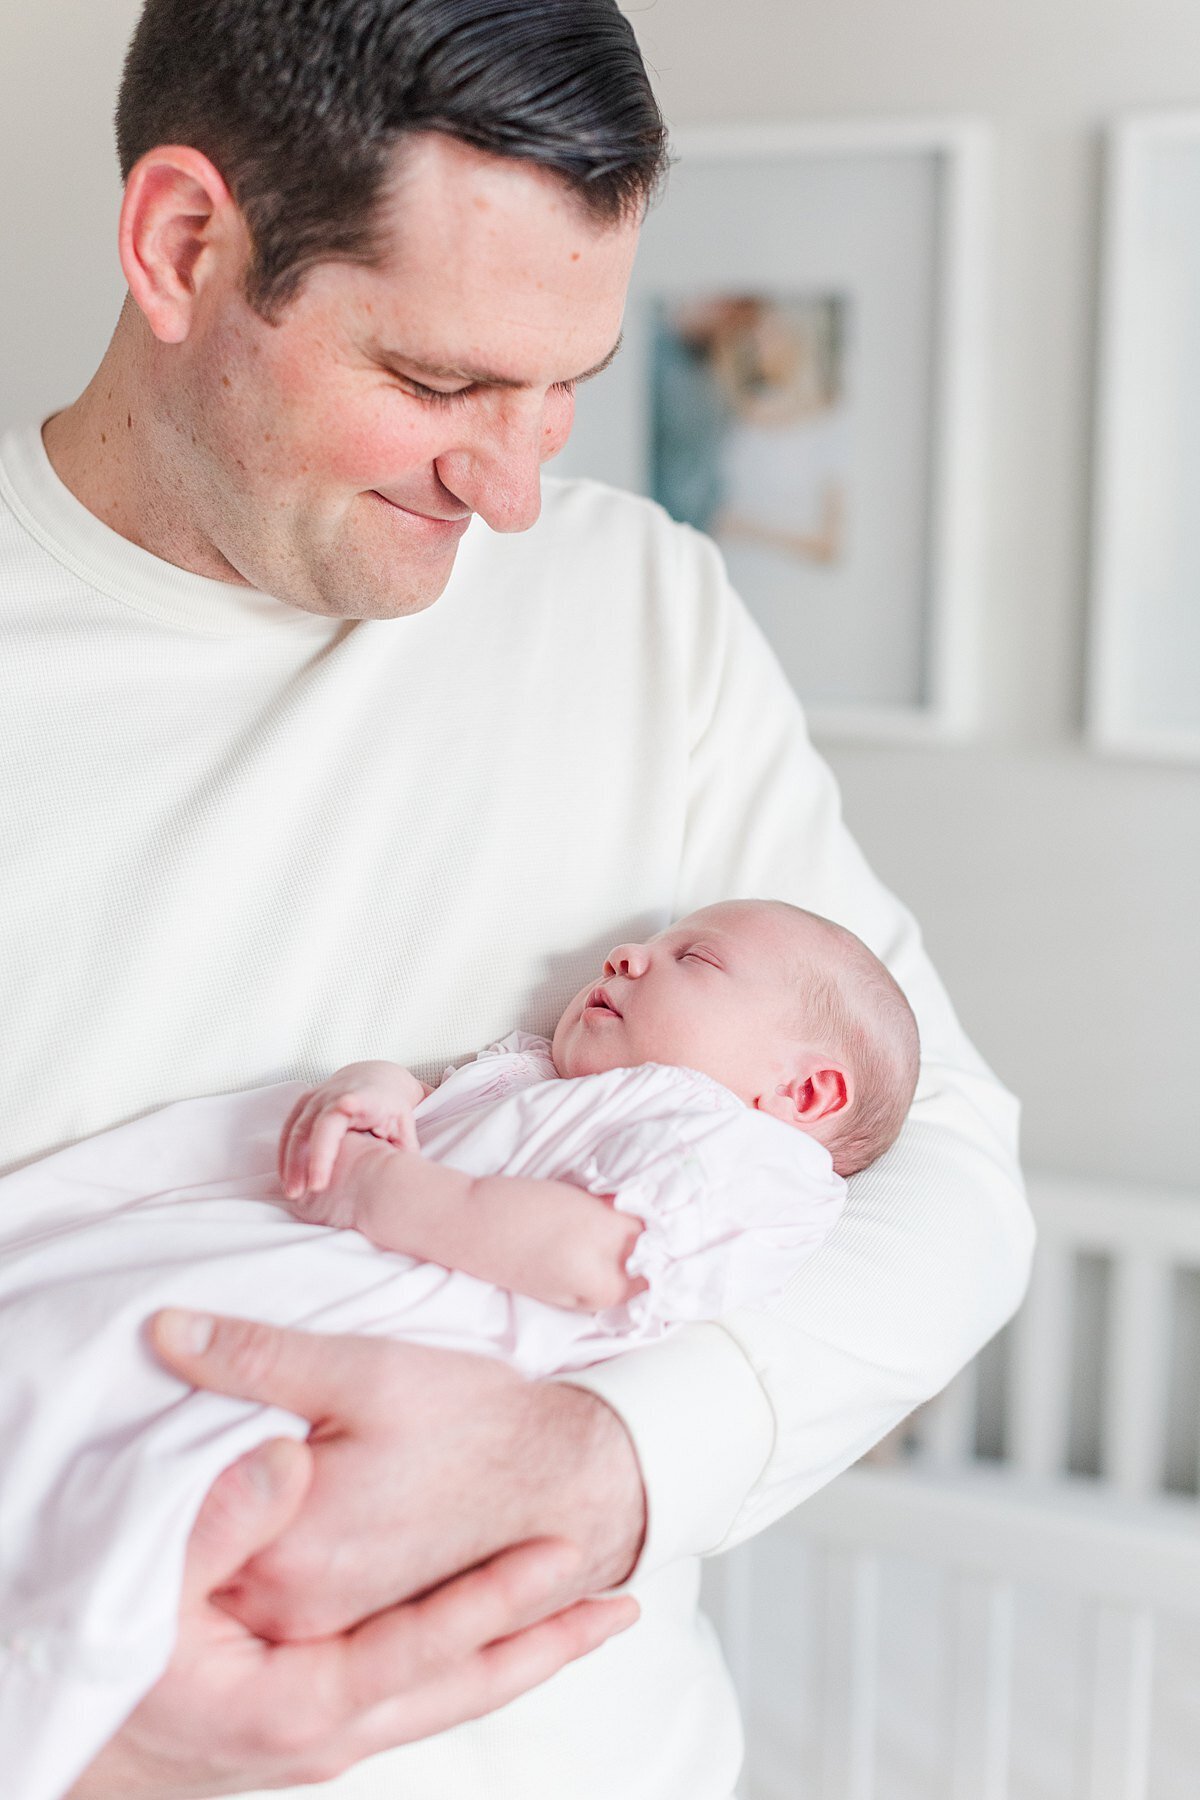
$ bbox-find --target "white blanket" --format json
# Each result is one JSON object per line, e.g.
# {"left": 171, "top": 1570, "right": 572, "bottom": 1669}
{"left": 0, "top": 1034, "right": 844, "bottom": 1799}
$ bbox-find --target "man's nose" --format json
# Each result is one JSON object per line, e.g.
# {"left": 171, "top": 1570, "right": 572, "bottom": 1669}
{"left": 434, "top": 390, "right": 561, "bottom": 534}
{"left": 604, "top": 943, "right": 650, "bottom": 979}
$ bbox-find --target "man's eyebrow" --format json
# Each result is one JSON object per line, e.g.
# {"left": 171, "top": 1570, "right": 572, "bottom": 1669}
{"left": 377, "top": 333, "right": 623, "bottom": 390}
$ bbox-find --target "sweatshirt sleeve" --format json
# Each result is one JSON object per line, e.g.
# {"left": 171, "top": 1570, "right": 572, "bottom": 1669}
{"left": 562, "top": 523, "right": 1034, "bottom": 1578}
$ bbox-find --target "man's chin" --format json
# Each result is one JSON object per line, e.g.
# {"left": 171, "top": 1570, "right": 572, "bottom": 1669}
{"left": 298, "top": 550, "right": 459, "bottom": 621}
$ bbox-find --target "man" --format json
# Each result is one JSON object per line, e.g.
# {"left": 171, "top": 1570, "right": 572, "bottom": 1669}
{"left": 0, "top": 1, "right": 1032, "bottom": 1795}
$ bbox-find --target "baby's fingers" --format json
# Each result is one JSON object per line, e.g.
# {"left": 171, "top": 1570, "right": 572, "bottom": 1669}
{"left": 306, "top": 1108, "right": 354, "bottom": 1194}
{"left": 393, "top": 1109, "right": 420, "bottom": 1154}
{"left": 278, "top": 1094, "right": 322, "bottom": 1195}
{"left": 279, "top": 1092, "right": 320, "bottom": 1196}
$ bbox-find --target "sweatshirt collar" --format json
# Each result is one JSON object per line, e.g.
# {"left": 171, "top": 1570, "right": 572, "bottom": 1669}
{"left": 0, "top": 421, "right": 343, "bottom": 640}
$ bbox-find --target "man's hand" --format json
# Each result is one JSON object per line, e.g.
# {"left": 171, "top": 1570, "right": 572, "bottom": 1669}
{"left": 151, "top": 1307, "right": 648, "bottom": 1643}
{"left": 279, "top": 1061, "right": 427, "bottom": 1198}
{"left": 68, "top": 1433, "right": 636, "bottom": 1800}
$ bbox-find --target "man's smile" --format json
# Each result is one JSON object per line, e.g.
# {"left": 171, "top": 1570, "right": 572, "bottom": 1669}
{"left": 368, "top": 491, "right": 472, "bottom": 540}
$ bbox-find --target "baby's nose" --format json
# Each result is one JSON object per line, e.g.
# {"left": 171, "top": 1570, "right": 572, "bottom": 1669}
{"left": 604, "top": 942, "right": 650, "bottom": 978}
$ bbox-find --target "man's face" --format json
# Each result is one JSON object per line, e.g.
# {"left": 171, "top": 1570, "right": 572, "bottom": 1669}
{"left": 174, "top": 135, "right": 640, "bottom": 618}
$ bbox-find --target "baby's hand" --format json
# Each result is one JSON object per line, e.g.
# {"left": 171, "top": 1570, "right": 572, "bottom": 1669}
{"left": 279, "top": 1061, "right": 425, "bottom": 1199}
{"left": 284, "top": 1130, "right": 398, "bottom": 1231}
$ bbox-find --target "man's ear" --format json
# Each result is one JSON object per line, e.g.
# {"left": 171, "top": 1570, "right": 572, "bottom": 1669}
{"left": 118, "top": 146, "right": 248, "bottom": 345}
{"left": 756, "top": 1060, "right": 851, "bottom": 1130}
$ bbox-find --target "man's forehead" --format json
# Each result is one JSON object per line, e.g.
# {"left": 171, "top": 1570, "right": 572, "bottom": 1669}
{"left": 374, "top": 133, "right": 641, "bottom": 275}
{"left": 310, "top": 137, "right": 641, "bottom": 385}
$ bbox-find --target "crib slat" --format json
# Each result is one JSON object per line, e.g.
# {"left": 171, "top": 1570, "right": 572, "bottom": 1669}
{"left": 918, "top": 1364, "right": 980, "bottom": 1469}
{"left": 1103, "top": 1255, "right": 1172, "bottom": 1498}
{"left": 1009, "top": 1238, "right": 1075, "bottom": 1477}
{"left": 948, "top": 1574, "right": 1013, "bottom": 1800}
{"left": 1081, "top": 1603, "right": 1154, "bottom": 1800}
{"left": 820, "top": 1549, "right": 879, "bottom": 1800}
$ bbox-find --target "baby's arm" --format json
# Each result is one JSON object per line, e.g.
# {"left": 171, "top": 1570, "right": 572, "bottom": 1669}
{"left": 293, "top": 1132, "right": 645, "bottom": 1314}
{"left": 278, "top": 1061, "right": 431, "bottom": 1198}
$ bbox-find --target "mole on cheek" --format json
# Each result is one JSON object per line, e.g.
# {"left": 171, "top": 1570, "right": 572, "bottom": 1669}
{"left": 222, "top": 376, "right": 232, "bottom": 389}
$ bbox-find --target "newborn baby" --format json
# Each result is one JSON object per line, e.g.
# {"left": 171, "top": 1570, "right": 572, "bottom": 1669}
{"left": 0, "top": 899, "right": 917, "bottom": 1800}
{"left": 276, "top": 898, "right": 919, "bottom": 1313}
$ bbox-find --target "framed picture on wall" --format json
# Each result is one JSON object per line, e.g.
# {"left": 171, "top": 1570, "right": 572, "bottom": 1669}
{"left": 1089, "top": 111, "right": 1200, "bottom": 761}
{"left": 554, "top": 119, "right": 990, "bottom": 741}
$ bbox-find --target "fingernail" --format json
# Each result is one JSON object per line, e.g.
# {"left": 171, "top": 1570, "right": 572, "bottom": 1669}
{"left": 156, "top": 1308, "right": 215, "bottom": 1356}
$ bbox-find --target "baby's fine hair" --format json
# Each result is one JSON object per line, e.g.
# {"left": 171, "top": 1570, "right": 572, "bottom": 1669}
{"left": 766, "top": 901, "right": 921, "bottom": 1178}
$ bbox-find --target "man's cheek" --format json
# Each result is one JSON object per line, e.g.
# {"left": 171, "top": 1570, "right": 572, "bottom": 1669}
{"left": 312, "top": 412, "right": 441, "bottom": 492}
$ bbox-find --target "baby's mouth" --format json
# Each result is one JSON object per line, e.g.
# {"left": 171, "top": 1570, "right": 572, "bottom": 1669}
{"left": 585, "top": 985, "right": 622, "bottom": 1018}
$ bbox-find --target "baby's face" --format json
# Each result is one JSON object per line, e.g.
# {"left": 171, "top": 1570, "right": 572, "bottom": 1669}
{"left": 551, "top": 900, "right": 802, "bottom": 1106}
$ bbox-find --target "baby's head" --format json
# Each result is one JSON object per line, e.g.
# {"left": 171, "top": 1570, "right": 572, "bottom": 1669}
{"left": 552, "top": 899, "right": 919, "bottom": 1177}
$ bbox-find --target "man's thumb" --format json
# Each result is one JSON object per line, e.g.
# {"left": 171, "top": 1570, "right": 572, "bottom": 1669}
{"left": 150, "top": 1306, "right": 357, "bottom": 1420}
{"left": 183, "top": 1437, "right": 313, "bottom": 1601}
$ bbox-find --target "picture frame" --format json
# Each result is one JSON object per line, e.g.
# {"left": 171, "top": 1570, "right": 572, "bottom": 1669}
{"left": 1088, "top": 111, "right": 1200, "bottom": 761}
{"left": 555, "top": 119, "right": 990, "bottom": 742}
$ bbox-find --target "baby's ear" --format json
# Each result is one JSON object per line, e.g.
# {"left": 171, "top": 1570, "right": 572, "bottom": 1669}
{"left": 756, "top": 1061, "right": 851, "bottom": 1130}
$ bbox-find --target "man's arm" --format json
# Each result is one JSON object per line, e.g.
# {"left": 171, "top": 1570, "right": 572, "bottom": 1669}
{"left": 564, "top": 529, "right": 1032, "bottom": 1568}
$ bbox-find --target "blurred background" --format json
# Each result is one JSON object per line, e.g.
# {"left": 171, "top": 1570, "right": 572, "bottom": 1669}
{"left": 3, "top": 2, "right": 1198, "bottom": 1794}
{"left": 4, "top": 0, "right": 1194, "bottom": 1186}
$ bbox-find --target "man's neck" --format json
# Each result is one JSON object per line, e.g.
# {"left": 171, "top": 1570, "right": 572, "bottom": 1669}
{"left": 41, "top": 316, "right": 248, "bottom": 586}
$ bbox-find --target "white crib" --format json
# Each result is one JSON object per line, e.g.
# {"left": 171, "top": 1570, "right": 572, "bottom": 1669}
{"left": 704, "top": 1176, "right": 1200, "bottom": 1800}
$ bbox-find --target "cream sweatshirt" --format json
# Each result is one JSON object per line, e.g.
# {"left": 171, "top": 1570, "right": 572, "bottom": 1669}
{"left": 0, "top": 422, "right": 1032, "bottom": 1800}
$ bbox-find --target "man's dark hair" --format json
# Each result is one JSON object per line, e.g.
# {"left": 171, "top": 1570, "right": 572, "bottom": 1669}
{"left": 116, "top": 0, "right": 668, "bottom": 320}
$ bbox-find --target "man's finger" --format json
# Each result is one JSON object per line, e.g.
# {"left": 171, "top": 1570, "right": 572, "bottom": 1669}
{"left": 182, "top": 1437, "right": 313, "bottom": 1602}
{"left": 151, "top": 1308, "right": 374, "bottom": 1421}
{"left": 351, "top": 1593, "right": 641, "bottom": 1757}
{"left": 340, "top": 1538, "right": 635, "bottom": 1713}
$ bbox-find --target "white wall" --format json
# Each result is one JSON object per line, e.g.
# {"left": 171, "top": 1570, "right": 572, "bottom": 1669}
{"left": 3, "top": 0, "right": 1197, "bottom": 1187}
{"left": 2, "top": 0, "right": 140, "bottom": 417}
{"left": 622, "top": 0, "right": 1200, "bottom": 1189}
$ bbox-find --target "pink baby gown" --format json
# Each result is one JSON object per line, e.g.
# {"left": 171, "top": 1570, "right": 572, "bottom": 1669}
{"left": 0, "top": 1033, "right": 845, "bottom": 1799}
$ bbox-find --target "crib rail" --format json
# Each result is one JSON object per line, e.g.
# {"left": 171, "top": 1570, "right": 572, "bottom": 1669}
{"left": 793, "top": 1466, "right": 1200, "bottom": 1800}
{"left": 709, "top": 1465, "right": 1200, "bottom": 1800}
{"left": 706, "top": 1175, "right": 1200, "bottom": 1800}
{"left": 799, "top": 1465, "right": 1200, "bottom": 1621}
{"left": 914, "top": 1176, "right": 1200, "bottom": 1498}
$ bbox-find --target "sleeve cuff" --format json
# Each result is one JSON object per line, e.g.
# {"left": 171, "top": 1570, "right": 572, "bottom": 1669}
{"left": 557, "top": 1320, "right": 775, "bottom": 1582}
